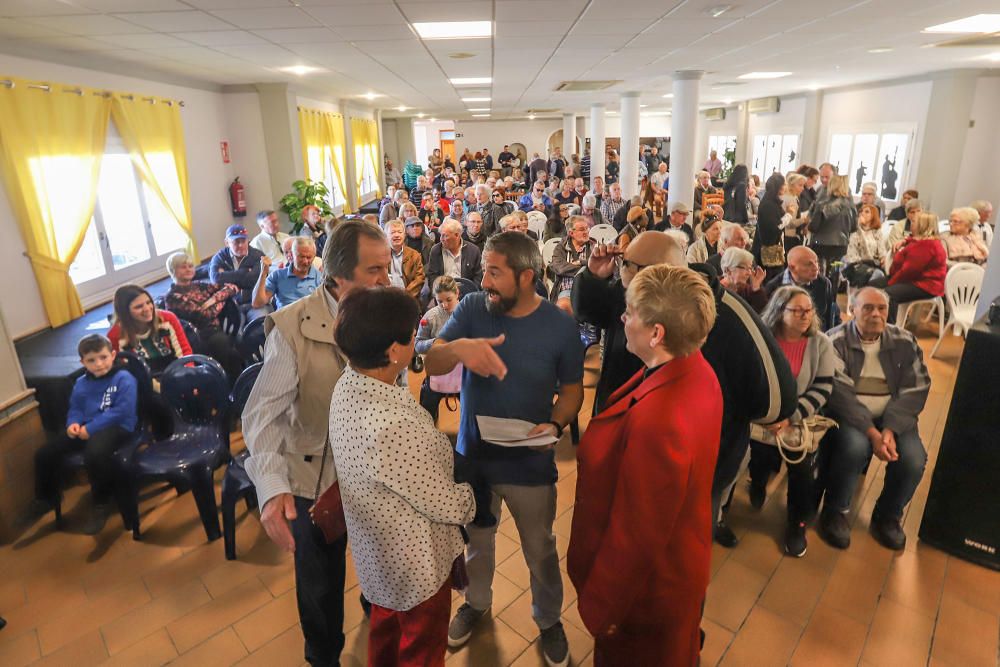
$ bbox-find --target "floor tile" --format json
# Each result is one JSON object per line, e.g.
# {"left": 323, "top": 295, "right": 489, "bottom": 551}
{"left": 930, "top": 591, "right": 1000, "bottom": 667}
{"left": 720, "top": 606, "right": 802, "bottom": 667}
{"left": 861, "top": 596, "right": 934, "bottom": 666}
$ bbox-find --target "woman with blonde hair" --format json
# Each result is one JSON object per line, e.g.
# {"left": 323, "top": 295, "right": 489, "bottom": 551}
{"left": 941, "top": 206, "right": 989, "bottom": 266}
{"left": 807, "top": 173, "right": 857, "bottom": 280}
{"left": 885, "top": 212, "right": 946, "bottom": 323}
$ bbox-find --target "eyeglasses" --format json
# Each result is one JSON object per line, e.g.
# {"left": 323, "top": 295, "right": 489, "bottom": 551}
{"left": 622, "top": 259, "right": 651, "bottom": 273}
{"left": 784, "top": 306, "right": 815, "bottom": 317}
{"left": 493, "top": 193, "right": 503, "bottom": 198}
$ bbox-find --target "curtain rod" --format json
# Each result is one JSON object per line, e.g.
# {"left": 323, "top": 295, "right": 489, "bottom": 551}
{"left": 0, "top": 79, "right": 184, "bottom": 106}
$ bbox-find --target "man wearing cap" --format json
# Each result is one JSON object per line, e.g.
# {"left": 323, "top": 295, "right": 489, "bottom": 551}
{"left": 657, "top": 201, "right": 696, "bottom": 244}
{"left": 404, "top": 216, "right": 434, "bottom": 266}
{"left": 210, "top": 223, "right": 270, "bottom": 319}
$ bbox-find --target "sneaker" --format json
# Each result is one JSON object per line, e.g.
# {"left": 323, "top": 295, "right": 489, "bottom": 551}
{"left": 819, "top": 509, "right": 851, "bottom": 550}
{"left": 784, "top": 520, "right": 808, "bottom": 557}
{"left": 83, "top": 504, "right": 112, "bottom": 536}
{"left": 870, "top": 514, "right": 906, "bottom": 550}
{"left": 448, "top": 603, "right": 487, "bottom": 648}
{"left": 713, "top": 521, "right": 739, "bottom": 548}
{"left": 749, "top": 478, "right": 767, "bottom": 510}
{"left": 540, "top": 622, "right": 569, "bottom": 667}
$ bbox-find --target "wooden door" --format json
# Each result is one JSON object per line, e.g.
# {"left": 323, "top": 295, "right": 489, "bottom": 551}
{"left": 440, "top": 136, "right": 456, "bottom": 164}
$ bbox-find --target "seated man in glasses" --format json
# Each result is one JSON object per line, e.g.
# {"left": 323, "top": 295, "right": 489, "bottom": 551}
{"left": 518, "top": 180, "right": 553, "bottom": 214}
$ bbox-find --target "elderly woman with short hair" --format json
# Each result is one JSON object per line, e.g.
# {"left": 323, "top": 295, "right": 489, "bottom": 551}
{"left": 568, "top": 265, "right": 722, "bottom": 666}
{"left": 941, "top": 207, "right": 989, "bottom": 266}
{"left": 719, "top": 247, "right": 768, "bottom": 312}
{"left": 580, "top": 192, "right": 605, "bottom": 228}
{"left": 686, "top": 216, "right": 723, "bottom": 265}
{"left": 330, "top": 287, "right": 475, "bottom": 665}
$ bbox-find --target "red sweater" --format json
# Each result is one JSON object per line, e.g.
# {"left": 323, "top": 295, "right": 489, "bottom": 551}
{"left": 107, "top": 309, "right": 192, "bottom": 361}
{"left": 889, "top": 238, "right": 946, "bottom": 296}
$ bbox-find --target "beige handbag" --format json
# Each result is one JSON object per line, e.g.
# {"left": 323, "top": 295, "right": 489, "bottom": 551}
{"left": 760, "top": 242, "right": 786, "bottom": 268}
{"left": 750, "top": 415, "right": 838, "bottom": 465}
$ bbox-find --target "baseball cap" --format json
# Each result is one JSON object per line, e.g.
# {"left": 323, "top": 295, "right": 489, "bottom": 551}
{"left": 404, "top": 216, "right": 422, "bottom": 228}
{"left": 670, "top": 201, "right": 691, "bottom": 215}
{"left": 225, "top": 224, "right": 248, "bottom": 240}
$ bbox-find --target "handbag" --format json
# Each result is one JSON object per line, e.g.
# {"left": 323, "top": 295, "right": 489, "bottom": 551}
{"left": 760, "top": 242, "right": 786, "bottom": 268}
{"left": 429, "top": 363, "right": 463, "bottom": 394}
{"left": 750, "top": 415, "right": 838, "bottom": 465}
{"left": 308, "top": 440, "right": 348, "bottom": 544}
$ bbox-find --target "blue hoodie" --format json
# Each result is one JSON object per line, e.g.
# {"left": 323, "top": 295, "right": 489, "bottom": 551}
{"left": 66, "top": 368, "right": 138, "bottom": 435}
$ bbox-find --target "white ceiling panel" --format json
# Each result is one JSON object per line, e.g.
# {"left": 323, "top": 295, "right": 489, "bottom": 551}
{"left": 113, "top": 11, "right": 234, "bottom": 32}
{"left": 72, "top": 0, "right": 190, "bottom": 10}
{"left": 214, "top": 43, "right": 306, "bottom": 66}
{"left": 0, "top": 18, "right": 57, "bottom": 38}
{"left": 20, "top": 14, "right": 152, "bottom": 36}
{"left": 284, "top": 41, "right": 364, "bottom": 61}
{"left": 171, "top": 30, "right": 270, "bottom": 46}
{"left": 569, "top": 19, "right": 650, "bottom": 36}
{"left": 494, "top": 20, "right": 572, "bottom": 37}
{"left": 181, "top": 0, "right": 291, "bottom": 8}
{"left": 397, "top": 1, "right": 493, "bottom": 22}
{"left": 331, "top": 24, "right": 415, "bottom": 40}
{"left": 208, "top": 8, "right": 319, "bottom": 30}
{"left": 303, "top": 4, "right": 404, "bottom": 26}
{"left": 495, "top": 1, "right": 588, "bottom": 22}
{"left": 0, "top": 0, "right": 84, "bottom": 17}
{"left": 583, "top": 1, "right": 673, "bottom": 21}
{"left": 18, "top": 35, "right": 119, "bottom": 51}
{"left": 94, "top": 32, "right": 193, "bottom": 49}
{"left": 250, "top": 27, "right": 341, "bottom": 43}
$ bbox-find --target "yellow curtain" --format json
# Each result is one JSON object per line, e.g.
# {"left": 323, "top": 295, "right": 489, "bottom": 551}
{"left": 298, "top": 107, "right": 351, "bottom": 214}
{"left": 350, "top": 117, "right": 381, "bottom": 204}
{"left": 0, "top": 77, "right": 110, "bottom": 326}
{"left": 110, "top": 94, "right": 196, "bottom": 260}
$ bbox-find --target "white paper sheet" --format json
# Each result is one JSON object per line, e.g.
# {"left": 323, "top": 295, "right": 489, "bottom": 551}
{"left": 476, "top": 415, "right": 559, "bottom": 448}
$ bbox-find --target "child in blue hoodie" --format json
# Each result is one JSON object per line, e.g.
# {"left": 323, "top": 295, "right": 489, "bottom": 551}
{"left": 32, "top": 334, "right": 138, "bottom": 535}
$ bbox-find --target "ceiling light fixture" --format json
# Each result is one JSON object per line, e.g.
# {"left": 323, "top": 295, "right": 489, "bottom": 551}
{"left": 738, "top": 71, "right": 792, "bottom": 80}
{"left": 279, "top": 65, "right": 322, "bottom": 76}
{"left": 362, "top": 92, "right": 382, "bottom": 100}
{"left": 924, "top": 14, "right": 1000, "bottom": 33}
{"left": 867, "top": 47, "right": 893, "bottom": 54}
{"left": 472, "top": 113, "right": 490, "bottom": 117}
{"left": 461, "top": 97, "right": 490, "bottom": 102}
{"left": 413, "top": 21, "right": 492, "bottom": 40}
{"left": 451, "top": 77, "right": 492, "bottom": 85}
{"left": 705, "top": 4, "right": 733, "bottom": 18}
{"left": 429, "top": 117, "right": 437, "bottom": 122}
{"left": 467, "top": 107, "right": 490, "bottom": 111}
{"left": 397, "top": 105, "right": 408, "bottom": 112}
{"left": 977, "top": 52, "right": 1000, "bottom": 62}
{"left": 528, "top": 114, "right": 536, "bottom": 120}
{"left": 640, "top": 104, "right": 648, "bottom": 108}
{"left": 662, "top": 93, "right": 673, "bottom": 98}
{"left": 417, "top": 112, "right": 426, "bottom": 118}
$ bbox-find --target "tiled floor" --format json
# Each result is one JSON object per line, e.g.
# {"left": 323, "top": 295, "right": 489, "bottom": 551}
{"left": 1, "top": 318, "right": 998, "bottom": 666}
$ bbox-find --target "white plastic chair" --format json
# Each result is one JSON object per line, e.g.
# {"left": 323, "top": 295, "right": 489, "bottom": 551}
{"left": 540, "top": 237, "right": 563, "bottom": 293}
{"left": 589, "top": 223, "right": 618, "bottom": 245}
{"left": 896, "top": 296, "right": 944, "bottom": 338}
{"left": 526, "top": 210, "right": 547, "bottom": 239}
{"left": 930, "top": 263, "right": 985, "bottom": 358}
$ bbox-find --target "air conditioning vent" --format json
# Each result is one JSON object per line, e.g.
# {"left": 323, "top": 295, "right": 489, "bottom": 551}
{"left": 748, "top": 96, "right": 780, "bottom": 114}
{"left": 554, "top": 80, "right": 620, "bottom": 92}
{"left": 703, "top": 108, "right": 726, "bottom": 121}
{"left": 525, "top": 108, "right": 560, "bottom": 114}
{"left": 712, "top": 81, "right": 748, "bottom": 88}
{"left": 931, "top": 33, "right": 1000, "bottom": 47}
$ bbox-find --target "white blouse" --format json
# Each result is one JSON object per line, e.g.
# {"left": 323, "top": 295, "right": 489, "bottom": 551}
{"left": 329, "top": 367, "right": 475, "bottom": 611}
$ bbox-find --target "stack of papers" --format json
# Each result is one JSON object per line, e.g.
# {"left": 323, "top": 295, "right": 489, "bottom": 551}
{"left": 476, "top": 416, "right": 559, "bottom": 448}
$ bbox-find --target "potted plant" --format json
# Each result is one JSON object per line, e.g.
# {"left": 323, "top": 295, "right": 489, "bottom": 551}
{"left": 279, "top": 179, "right": 333, "bottom": 234}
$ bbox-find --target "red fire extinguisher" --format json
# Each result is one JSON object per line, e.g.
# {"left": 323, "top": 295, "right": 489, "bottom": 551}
{"left": 229, "top": 177, "right": 247, "bottom": 218}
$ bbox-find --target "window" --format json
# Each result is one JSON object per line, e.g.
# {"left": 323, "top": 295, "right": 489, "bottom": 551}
{"left": 360, "top": 149, "right": 377, "bottom": 196}
{"left": 323, "top": 150, "right": 345, "bottom": 211}
{"left": 825, "top": 130, "right": 911, "bottom": 200}
{"left": 68, "top": 126, "right": 188, "bottom": 298}
{"left": 751, "top": 133, "right": 800, "bottom": 178}
{"left": 708, "top": 135, "right": 736, "bottom": 173}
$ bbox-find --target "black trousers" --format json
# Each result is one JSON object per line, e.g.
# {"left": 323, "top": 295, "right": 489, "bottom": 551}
{"left": 748, "top": 441, "right": 819, "bottom": 523}
{"left": 35, "top": 426, "right": 131, "bottom": 504}
{"left": 291, "top": 495, "right": 347, "bottom": 667}
{"left": 885, "top": 283, "right": 934, "bottom": 324}
{"left": 202, "top": 330, "right": 244, "bottom": 382}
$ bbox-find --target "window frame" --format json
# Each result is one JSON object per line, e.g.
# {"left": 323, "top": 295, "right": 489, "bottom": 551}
{"left": 823, "top": 124, "right": 916, "bottom": 203}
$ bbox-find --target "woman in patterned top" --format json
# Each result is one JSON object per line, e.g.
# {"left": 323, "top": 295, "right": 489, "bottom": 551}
{"left": 107, "top": 284, "right": 191, "bottom": 376}
{"left": 330, "top": 286, "right": 474, "bottom": 666}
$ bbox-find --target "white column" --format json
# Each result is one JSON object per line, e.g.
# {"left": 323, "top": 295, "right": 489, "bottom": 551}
{"left": 667, "top": 71, "right": 703, "bottom": 213}
{"left": 619, "top": 91, "right": 640, "bottom": 199}
{"left": 800, "top": 90, "right": 824, "bottom": 166}
{"left": 589, "top": 103, "right": 605, "bottom": 192}
{"left": 562, "top": 113, "right": 576, "bottom": 165}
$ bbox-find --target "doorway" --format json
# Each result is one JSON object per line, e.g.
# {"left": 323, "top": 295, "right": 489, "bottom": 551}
{"left": 439, "top": 130, "right": 456, "bottom": 165}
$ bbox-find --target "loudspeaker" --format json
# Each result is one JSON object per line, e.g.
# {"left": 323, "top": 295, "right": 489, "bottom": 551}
{"left": 919, "top": 317, "right": 1000, "bottom": 570}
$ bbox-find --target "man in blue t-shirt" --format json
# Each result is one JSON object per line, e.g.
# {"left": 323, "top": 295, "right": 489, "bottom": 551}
{"left": 426, "top": 232, "right": 584, "bottom": 665}
{"left": 252, "top": 236, "right": 321, "bottom": 310}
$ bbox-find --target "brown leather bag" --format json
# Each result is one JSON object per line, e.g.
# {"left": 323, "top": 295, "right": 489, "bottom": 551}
{"left": 308, "top": 443, "right": 348, "bottom": 544}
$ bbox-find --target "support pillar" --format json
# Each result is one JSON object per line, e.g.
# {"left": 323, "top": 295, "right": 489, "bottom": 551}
{"left": 619, "top": 92, "right": 641, "bottom": 199}
{"left": 562, "top": 113, "right": 577, "bottom": 167}
{"left": 589, "top": 103, "right": 606, "bottom": 192}
{"left": 916, "top": 69, "right": 978, "bottom": 213}
{"left": 255, "top": 83, "right": 303, "bottom": 213}
{"left": 667, "top": 71, "right": 703, "bottom": 213}
{"left": 800, "top": 90, "right": 824, "bottom": 167}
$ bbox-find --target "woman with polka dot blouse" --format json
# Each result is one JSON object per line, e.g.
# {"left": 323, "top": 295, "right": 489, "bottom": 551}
{"left": 330, "top": 287, "right": 475, "bottom": 666}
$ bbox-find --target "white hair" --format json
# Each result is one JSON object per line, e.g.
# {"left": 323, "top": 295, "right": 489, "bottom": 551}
{"left": 166, "top": 251, "right": 192, "bottom": 280}
{"left": 291, "top": 236, "right": 316, "bottom": 256}
{"left": 582, "top": 193, "right": 597, "bottom": 209}
{"left": 720, "top": 247, "right": 754, "bottom": 273}
{"left": 663, "top": 229, "right": 689, "bottom": 255}
{"left": 440, "top": 218, "right": 463, "bottom": 235}
{"left": 475, "top": 183, "right": 490, "bottom": 196}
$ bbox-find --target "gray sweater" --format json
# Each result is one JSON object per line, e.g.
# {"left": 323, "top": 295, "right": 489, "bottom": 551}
{"left": 786, "top": 332, "right": 836, "bottom": 423}
{"left": 415, "top": 305, "right": 452, "bottom": 355}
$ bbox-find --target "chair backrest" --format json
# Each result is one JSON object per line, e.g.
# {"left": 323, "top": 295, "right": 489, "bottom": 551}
{"left": 177, "top": 318, "right": 202, "bottom": 354}
{"left": 454, "top": 277, "right": 479, "bottom": 300}
{"left": 702, "top": 193, "right": 725, "bottom": 210}
{"left": 589, "top": 223, "right": 618, "bottom": 245}
{"left": 115, "top": 351, "right": 154, "bottom": 428}
{"left": 944, "top": 262, "right": 985, "bottom": 318}
{"left": 541, "top": 237, "right": 562, "bottom": 266}
{"left": 230, "top": 362, "right": 263, "bottom": 422}
{"left": 526, "top": 211, "right": 547, "bottom": 238}
{"left": 238, "top": 316, "right": 268, "bottom": 365}
{"left": 160, "top": 355, "right": 231, "bottom": 427}
{"left": 218, "top": 297, "right": 243, "bottom": 337}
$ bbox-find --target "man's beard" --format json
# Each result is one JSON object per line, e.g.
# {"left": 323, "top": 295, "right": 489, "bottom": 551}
{"left": 485, "top": 288, "right": 518, "bottom": 315}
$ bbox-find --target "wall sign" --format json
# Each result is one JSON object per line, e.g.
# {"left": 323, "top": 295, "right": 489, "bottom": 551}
{"left": 220, "top": 141, "right": 230, "bottom": 164}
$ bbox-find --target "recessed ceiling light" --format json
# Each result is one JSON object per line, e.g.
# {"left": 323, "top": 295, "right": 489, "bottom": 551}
{"left": 924, "top": 14, "right": 1000, "bottom": 33}
{"left": 362, "top": 92, "right": 383, "bottom": 100}
{"left": 528, "top": 114, "right": 535, "bottom": 120}
{"left": 640, "top": 104, "right": 648, "bottom": 108}
{"left": 723, "top": 98, "right": 733, "bottom": 105}
{"left": 449, "top": 52, "right": 476, "bottom": 59}
{"left": 451, "top": 77, "right": 492, "bottom": 85}
{"left": 413, "top": 21, "right": 492, "bottom": 40}
{"left": 705, "top": 4, "right": 733, "bottom": 18}
{"left": 279, "top": 65, "right": 322, "bottom": 76}
{"left": 977, "top": 52, "right": 1000, "bottom": 62}
{"left": 472, "top": 114, "right": 490, "bottom": 117}
{"left": 738, "top": 71, "right": 792, "bottom": 80}
{"left": 662, "top": 93, "right": 673, "bottom": 98}
{"left": 467, "top": 107, "right": 490, "bottom": 111}
{"left": 397, "top": 105, "right": 408, "bottom": 112}
{"left": 868, "top": 47, "right": 893, "bottom": 54}
{"left": 417, "top": 112, "right": 426, "bottom": 118}
{"left": 807, "top": 82, "right": 821, "bottom": 91}
{"left": 461, "top": 97, "right": 490, "bottom": 102}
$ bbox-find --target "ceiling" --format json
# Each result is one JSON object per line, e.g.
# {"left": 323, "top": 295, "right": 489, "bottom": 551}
{"left": 0, "top": 0, "right": 999, "bottom": 119}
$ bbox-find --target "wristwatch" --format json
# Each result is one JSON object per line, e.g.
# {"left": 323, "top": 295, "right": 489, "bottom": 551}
{"left": 547, "top": 420, "right": 565, "bottom": 436}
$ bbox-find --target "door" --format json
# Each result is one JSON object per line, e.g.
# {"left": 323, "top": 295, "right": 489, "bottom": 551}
{"left": 439, "top": 130, "right": 456, "bottom": 165}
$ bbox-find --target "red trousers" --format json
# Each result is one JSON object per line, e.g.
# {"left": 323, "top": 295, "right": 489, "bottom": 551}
{"left": 368, "top": 580, "right": 451, "bottom": 667}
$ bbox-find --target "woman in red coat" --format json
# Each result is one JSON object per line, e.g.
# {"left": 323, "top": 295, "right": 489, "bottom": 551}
{"left": 568, "top": 264, "right": 723, "bottom": 667}
{"left": 886, "top": 212, "right": 946, "bottom": 323}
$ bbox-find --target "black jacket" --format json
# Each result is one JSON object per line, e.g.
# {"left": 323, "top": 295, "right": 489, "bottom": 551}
{"left": 209, "top": 246, "right": 264, "bottom": 305}
{"left": 425, "top": 243, "right": 483, "bottom": 289}
{"left": 764, "top": 270, "right": 839, "bottom": 332}
{"left": 572, "top": 265, "right": 797, "bottom": 488}
{"left": 752, "top": 196, "right": 785, "bottom": 263}
{"left": 724, "top": 178, "right": 749, "bottom": 224}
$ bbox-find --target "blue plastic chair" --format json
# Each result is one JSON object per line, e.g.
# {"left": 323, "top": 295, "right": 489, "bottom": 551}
{"left": 454, "top": 277, "right": 479, "bottom": 300}
{"left": 218, "top": 297, "right": 243, "bottom": 338}
{"left": 177, "top": 318, "right": 203, "bottom": 355}
{"left": 238, "top": 316, "right": 267, "bottom": 365}
{"left": 53, "top": 351, "right": 151, "bottom": 528}
{"left": 121, "top": 355, "right": 231, "bottom": 541}
{"left": 222, "top": 363, "right": 262, "bottom": 560}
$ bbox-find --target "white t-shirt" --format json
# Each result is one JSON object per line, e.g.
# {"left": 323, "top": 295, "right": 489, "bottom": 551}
{"left": 855, "top": 337, "right": 891, "bottom": 418}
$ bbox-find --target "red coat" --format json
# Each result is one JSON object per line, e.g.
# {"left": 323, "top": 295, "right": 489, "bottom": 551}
{"left": 567, "top": 352, "right": 722, "bottom": 667}
{"left": 889, "top": 237, "right": 946, "bottom": 296}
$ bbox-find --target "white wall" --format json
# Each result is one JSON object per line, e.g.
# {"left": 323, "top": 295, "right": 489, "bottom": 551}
{"left": 748, "top": 96, "right": 806, "bottom": 137}
{"left": 381, "top": 118, "right": 400, "bottom": 168}
{"left": 954, "top": 75, "right": 1000, "bottom": 214}
{"left": 413, "top": 120, "right": 454, "bottom": 168}
{"left": 455, "top": 119, "right": 561, "bottom": 162}
{"left": 221, "top": 91, "right": 273, "bottom": 216}
{"left": 0, "top": 52, "right": 240, "bottom": 338}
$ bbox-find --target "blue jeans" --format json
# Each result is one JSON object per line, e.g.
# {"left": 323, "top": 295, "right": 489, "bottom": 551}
{"left": 824, "top": 422, "right": 927, "bottom": 519}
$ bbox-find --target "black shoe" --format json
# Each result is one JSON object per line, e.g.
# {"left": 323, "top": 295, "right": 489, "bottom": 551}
{"left": 83, "top": 504, "right": 112, "bottom": 536}
{"left": 819, "top": 509, "right": 851, "bottom": 550}
{"left": 713, "top": 521, "right": 738, "bottom": 548}
{"left": 749, "top": 478, "right": 767, "bottom": 510}
{"left": 360, "top": 593, "right": 371, "bottom": 619}
{"left": 784, "top": 520, "right": 808, "bottom": 557}
{"left": 539, "top": 622, "right": 569, "bottom": 667}
{"left": 870, "top": 513, "right": 906, "bottom": 550}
